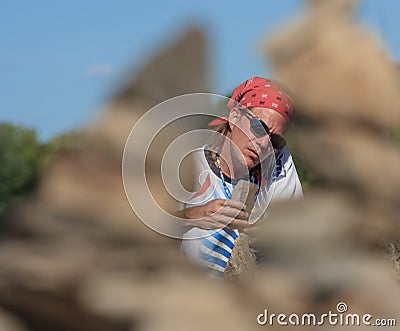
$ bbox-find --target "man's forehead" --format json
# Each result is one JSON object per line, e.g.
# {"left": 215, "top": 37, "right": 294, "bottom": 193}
{"left": 250, "top": 107, "right": 288, "bottom": 132}
{"left": 250, "top": 107, "right": 279, "bottom": 119}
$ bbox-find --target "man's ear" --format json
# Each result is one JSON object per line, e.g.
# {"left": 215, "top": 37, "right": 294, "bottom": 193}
{"left": 228, "top": 107, "right": 241, "bottom": 128}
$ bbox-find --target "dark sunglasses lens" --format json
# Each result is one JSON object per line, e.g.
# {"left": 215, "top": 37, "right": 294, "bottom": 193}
{"left": 250, "top": 116, "right": 286, "bottom": 149}
{"left": 271, "top": 135, "right": 286, "bottom": 149}
{"left": 250, "top": 118, "right": 268, "bottom": 137}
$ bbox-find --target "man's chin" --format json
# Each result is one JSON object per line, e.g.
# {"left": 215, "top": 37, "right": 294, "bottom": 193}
{"left": 247, "top": 158, "right": 260, "bottom": 169}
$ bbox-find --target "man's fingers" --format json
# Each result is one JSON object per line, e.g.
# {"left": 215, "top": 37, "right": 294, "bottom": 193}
{"left": 227, "top": 219, "right": 249, "bottom": 230}
{"left": 208, "top": 199, "right": 228, "bottom": 213}
{"left": 211, "top": 199, "right": 247, "bottom": 216}
{"left": 213, "top": 215, "right": 239, "bottom": 227}
{"left": 207, "top": 215, "right": 246, "bottom": 228}
{"left": 218, "top": 207, "right": 248, "bottom": 219}
{"left": 195, "top": 217, "right": 229, "bottom": 230}
{"left": 197, "top": 217, "right": 250, "bottom": 230}
{"left": 208, "top": 199, "right": 246, "bottom": 215}
{"left": 223, "top": 199, "right": 246, "bottom": 211}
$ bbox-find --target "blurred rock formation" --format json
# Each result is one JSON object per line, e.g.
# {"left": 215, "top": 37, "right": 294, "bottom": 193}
{"left": 254, "top": 0, "right": 400, "bottom": 325}
{"left": 0, "top": 2, "right": 399, "bottom": 331}
{"left": 0, "top": 27, "right": 259, "bottom": 331}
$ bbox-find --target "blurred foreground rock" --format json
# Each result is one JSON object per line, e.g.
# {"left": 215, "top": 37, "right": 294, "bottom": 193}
{"left": 0, "top": 2, "right": 400, "bottom": 331}
{"left": 0, "top": 28, "right": 260, "bottom": 331}
{"left": 256, "top": 0, "right": 400, "bottom": 325}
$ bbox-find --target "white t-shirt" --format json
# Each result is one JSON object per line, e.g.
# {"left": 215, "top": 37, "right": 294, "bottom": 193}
{"left": 180, "top": 146, "right": 303, "bottom": 275}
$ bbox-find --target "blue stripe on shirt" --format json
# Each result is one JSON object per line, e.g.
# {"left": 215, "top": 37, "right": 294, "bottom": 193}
{"left": 222, "top": 228, "right": 238, "bottom": 240}
{"left": 212, "top": 231, "right": 235, "bottom": 250}
{"left": 200, "top": 237, "right": 231, "bottom": 259}
{"left": 199, "top": 251, "right": 227, "bottom": 268}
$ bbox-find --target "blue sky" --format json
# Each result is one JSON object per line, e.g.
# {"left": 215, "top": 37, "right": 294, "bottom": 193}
{"left": 1, "top": 0, "right": 399, "bottom": 141}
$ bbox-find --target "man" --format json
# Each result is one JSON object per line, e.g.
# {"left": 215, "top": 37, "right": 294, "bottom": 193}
{"left": 179, "top": 76, "right": 303, "bottom": 275}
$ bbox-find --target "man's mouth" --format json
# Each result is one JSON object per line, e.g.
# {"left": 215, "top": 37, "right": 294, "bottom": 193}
{"left": 248, "top": 147, "right": 259, "bottom": 159}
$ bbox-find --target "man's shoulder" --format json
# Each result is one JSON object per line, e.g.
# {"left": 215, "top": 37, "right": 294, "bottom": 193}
{"left": 272, "top": 146, "right": 303, "bottom": 199}
{"left": 276, "top": 146, "right": 292, "bottom": 165}
{"left": 274, "top": 146, "right": 294, "bottom": 178}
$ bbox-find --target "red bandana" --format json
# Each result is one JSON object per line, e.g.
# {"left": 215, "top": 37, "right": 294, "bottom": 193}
{"left": 209, "top": 76, "right": 294, "bottom": 126}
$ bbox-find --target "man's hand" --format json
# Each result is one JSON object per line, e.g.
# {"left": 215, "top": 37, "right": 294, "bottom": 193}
{"left": 182, "top": 199, "right": 249, "bottom": 231}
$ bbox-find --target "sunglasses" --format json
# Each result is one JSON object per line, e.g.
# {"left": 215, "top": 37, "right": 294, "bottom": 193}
{"left": 241, "top": 108, "right": 286, "bottom": 150}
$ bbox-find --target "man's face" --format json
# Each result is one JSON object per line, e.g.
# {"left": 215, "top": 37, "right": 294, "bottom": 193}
{"left": 228, "top": 107, "right": 288, "bottom": 169}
